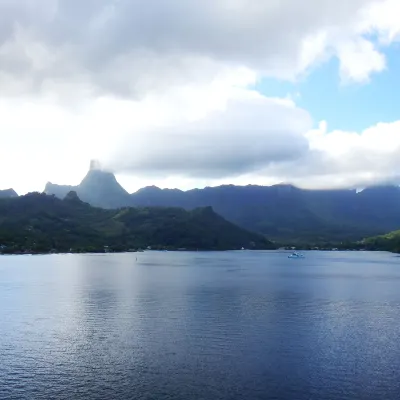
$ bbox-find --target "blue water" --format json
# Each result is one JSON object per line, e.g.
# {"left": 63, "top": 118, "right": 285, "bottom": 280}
{"left": 1, "top": 251, "right": 400, "bottom": 399}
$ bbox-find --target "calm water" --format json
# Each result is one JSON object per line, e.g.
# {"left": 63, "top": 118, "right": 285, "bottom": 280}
{"left": 1, "top": 251, "right": 400, "bottom": 399}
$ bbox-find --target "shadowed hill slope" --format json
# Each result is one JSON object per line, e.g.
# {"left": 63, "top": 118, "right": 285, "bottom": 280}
{"left": 44, "top": 162, "right": 400, "bottom": 243}
{"left": 0, "top": 192, "right": 274, "bottom": 253}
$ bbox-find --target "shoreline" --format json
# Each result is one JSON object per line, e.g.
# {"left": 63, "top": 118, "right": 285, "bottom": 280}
{"left": 1, "top": 248, "right": 385, "bottom": 256}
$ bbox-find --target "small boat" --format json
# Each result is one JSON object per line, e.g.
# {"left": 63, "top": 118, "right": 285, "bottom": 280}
{"left": 288, "top": 251, "right": 305, "bottom": 259}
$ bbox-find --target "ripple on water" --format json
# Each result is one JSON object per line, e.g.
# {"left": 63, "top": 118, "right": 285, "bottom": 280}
{"left": 1, "top": 251, "right": 400, "bottom": 399}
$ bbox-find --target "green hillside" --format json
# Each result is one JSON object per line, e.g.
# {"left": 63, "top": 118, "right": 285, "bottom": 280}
{"left": 364, "top": 230, "right": 400, "bottom": 253}
{"left": 43, "top": 163, "right": 400, "bottom": 244}
{"left": 0, "top": 192, "right": 274, "bottom": 254}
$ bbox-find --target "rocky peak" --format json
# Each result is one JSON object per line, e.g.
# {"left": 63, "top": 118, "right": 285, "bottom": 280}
{"left": 64, "top": 191, "right": 82, "bottom": 202}
{"left": 0, "top": 188, "right": 18, "bottom": 198}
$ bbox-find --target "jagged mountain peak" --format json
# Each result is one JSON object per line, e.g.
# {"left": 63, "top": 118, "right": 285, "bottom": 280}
{"left": 43, "top": 161, "right": 400, "bottom": 243}
{"left": 45, "top": 161, "right": 131, "bottom": 209}
{"left": 0, "top": 188, "right": 18, "bottom": 198}
{"left": 81, "top": 168, "right": 121, "bottom": 185}
{"left": 64, "top": 190, "right": 82, "bottom": 202}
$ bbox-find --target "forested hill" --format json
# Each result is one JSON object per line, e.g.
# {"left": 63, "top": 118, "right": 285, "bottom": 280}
{"left": 130, "top": 184, "right": 400, "bottom": 243}
{"left": 363, "top": 230, "right": 400, "bottom": 253}
{"left": 42, "top": 162, "right": 400, "bottom": 243}
{"left": 0, "top": 192, "right": 274, "bottom": 254}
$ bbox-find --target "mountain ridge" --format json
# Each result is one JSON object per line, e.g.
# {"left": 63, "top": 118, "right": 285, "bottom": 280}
{"left": 0, "top": 189, "right": 18, "bottom": 198}
{"left": 44, "top": 162, "right": 131, "bottom": 208}
{"left": 42, "top": 162, "right": 400, "bottom": 243}
{"left": 0, "top": 191, "right": 273, "bottom": 253}
{"left": 130, "top": 183, "right": 400, "bottom": 242}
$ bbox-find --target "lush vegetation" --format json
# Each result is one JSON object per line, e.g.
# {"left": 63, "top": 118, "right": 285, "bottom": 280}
{"left": 131, "top": 185, "right": 400, "bottom": 244}
{"left": 45, "top": 164, "right": 400, "bottom": 244}
{"left": 281, "top": 230, "right": 400, "bottom": 253}
{"left": 363, "top": 230, "right": 400, "bottom": 253}
{"left": 0, "top": 192, "right": 274, "bottom": 254}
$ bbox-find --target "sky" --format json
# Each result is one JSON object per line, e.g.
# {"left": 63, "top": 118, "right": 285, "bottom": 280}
{"left": 1, "top": 0, "right": 400, "bottom": 194}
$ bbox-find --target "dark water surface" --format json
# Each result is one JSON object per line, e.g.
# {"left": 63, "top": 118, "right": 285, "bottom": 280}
{"left": 1, "top": 251, "right": 400, "bottom": 399}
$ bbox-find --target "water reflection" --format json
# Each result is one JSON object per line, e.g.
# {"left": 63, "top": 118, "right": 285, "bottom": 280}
{"left": 1, "top": 251, "right": 400, "bottom": 399}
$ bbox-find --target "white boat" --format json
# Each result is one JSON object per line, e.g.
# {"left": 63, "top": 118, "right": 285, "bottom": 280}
{"left": 288, "top": 252, "right": 305, "bottom": 259}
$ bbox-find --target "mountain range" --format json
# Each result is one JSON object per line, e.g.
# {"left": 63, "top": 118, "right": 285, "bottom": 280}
{"left": 0, "top": 191, "right": 272, "bottom": 253}
{"left": 132, "top": 184, "right": 400, "bottom": 243}
{"left": 45, "top": 160, "right": 132, "bottom": 208}
{"left": 4, "top": 160, "right": 399, "bottom": 244}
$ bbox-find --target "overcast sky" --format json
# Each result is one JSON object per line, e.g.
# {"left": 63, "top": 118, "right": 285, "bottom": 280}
{"left": 1, "top": 0, "right": 400, "bottom": 194}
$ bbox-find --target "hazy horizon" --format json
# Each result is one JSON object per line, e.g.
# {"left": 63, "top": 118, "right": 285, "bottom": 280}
{"left": 4, "top": 158, "right": 398, "bottom": 197}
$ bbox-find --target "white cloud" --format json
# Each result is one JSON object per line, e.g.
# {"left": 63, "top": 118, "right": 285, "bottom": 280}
{"left": 0, "top": 71, "right": 311, "bottom": 193}
{"left": 102, "top": 90, "right": 311, "bottom": 179}
{"left": 0, "top": 0, "right": 398, "bottom": 98}
{"left": 0, "top": 0, "right": 400, "bottom": 194}
{"left": 2, "top": 82, "right": 400, "bottom": 194}
{"left": 357, "top": 0, "right": 400, "bottom": 44}
{"left": 0, "top": 97, "right": 100, "bottom": 193}
{"left": 117, "top": 112, "right": 400, "bottom": 191}
{"left": 337, "top": 38, "right": 386, "bottom": 83}
{"left": 243, "top": 120, "right": 400, "bottom": 190}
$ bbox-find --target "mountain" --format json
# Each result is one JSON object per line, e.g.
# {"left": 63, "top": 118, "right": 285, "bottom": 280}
{"left": 0, "top": 189, "right": 18, "bottom": 198}
{"left": 45, "top": 162, "right": 400, "bottom": 243}
{"left": 0, "top": 192, "right": 273, "bottom": 253}
{"left": 45, "top": 160, "right": 131, "bottom": 208}
{"left": 130, "top": 184, "right": 400, "bottom": 243}
{"left": 76, "top": 167, "right": 131, "bottom": 208}
{"left": 44, "top": 182, "right": 74, "bottom": 199}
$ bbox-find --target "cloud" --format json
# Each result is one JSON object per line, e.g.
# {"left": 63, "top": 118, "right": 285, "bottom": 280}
{"left": 0, "top": 96, "right": 101, "bottom": 193}
{"left": 102, "top": 89, "right": 312, "bottom": 178}
{"left": 0, "top": 0, "right": 400, "bottom": 194}
{"left": 305, "top": 120, "right": 400, "bottom": 188}
{"left": 234, "top": 120, "right": 400, "bottom": 190}
{"left": 2, "top": 77, "right": 400, "bottom": 194}
{"left": 336, "top": 38, "right": 386, "bottom": 83}
{"left": 103, "top": 98, "right": 400, "bottom": 191}
{"left": 86, "top": 73, "right": 400, "bottom": 192}
{"left": 0, "top": 0, "right": 398, "bottom": 101}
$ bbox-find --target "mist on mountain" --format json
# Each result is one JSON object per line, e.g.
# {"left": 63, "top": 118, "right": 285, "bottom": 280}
{"left": 40, "top": 160, "right": 400, "bottom": 243}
